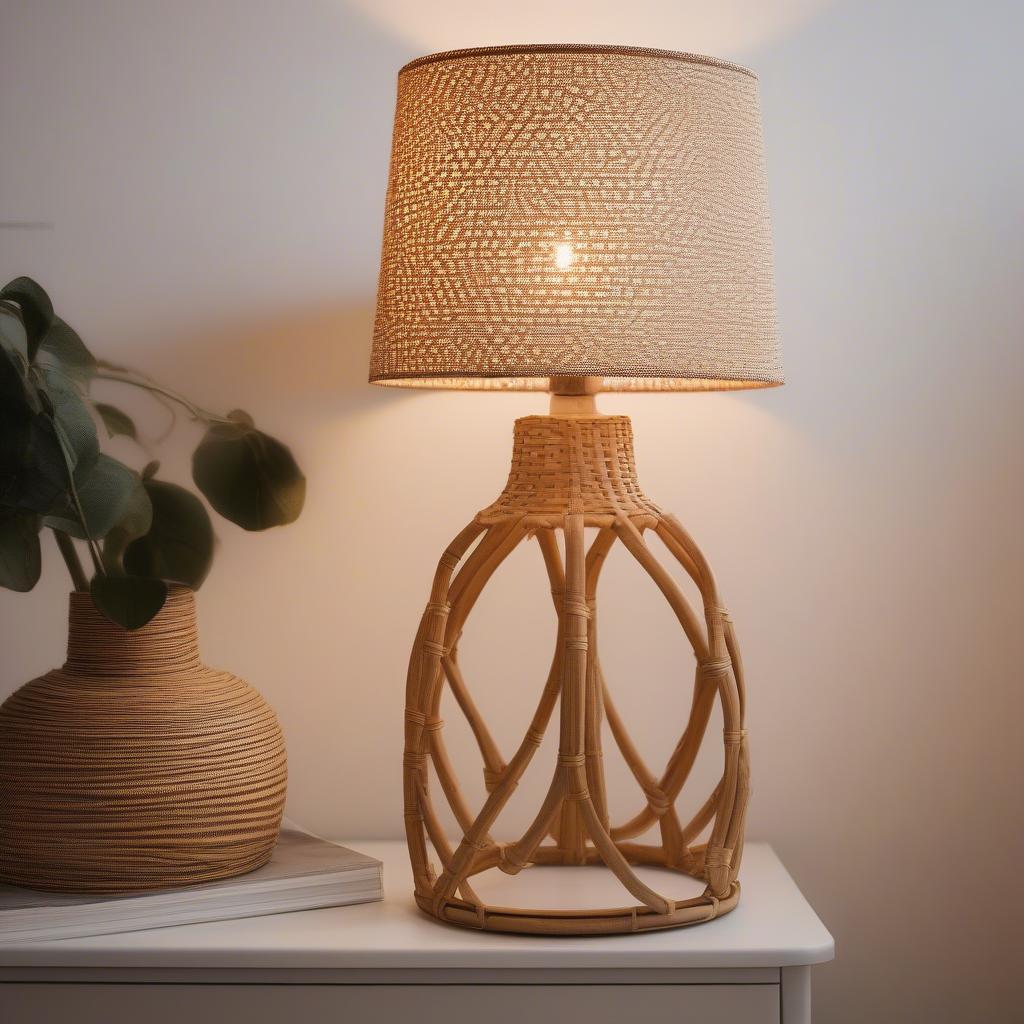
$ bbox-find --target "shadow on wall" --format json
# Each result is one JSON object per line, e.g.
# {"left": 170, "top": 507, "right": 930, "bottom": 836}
{"left": 143, "top": 302, "right": 388, "bottom": 418}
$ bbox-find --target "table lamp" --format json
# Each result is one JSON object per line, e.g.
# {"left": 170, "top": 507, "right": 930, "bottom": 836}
{"left": 371, "top": 44, "right": 781, "bottom": 935}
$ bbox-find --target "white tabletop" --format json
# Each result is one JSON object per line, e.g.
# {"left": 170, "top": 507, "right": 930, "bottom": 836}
{"left": 0, "top": 841, "right": 833, "bottom": 971}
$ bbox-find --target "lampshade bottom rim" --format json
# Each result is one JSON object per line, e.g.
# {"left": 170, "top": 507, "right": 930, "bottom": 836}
{"left": 369, "top": 374, "right": 784, "bottom": 393}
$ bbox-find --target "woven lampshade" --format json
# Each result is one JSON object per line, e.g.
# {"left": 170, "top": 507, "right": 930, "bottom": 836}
{"left": 370, "top": 43, "right": 781, "bottom": 392}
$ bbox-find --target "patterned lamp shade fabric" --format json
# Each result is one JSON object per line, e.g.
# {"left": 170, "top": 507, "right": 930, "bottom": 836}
{"left": 370, "top": 44, "right": 782, "bottom": 392}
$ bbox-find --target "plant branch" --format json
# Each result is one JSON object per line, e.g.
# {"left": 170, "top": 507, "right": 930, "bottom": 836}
{"left": 94, "top": 363, "right": 229, "bottom": 425}
{"left": 52, "top": 529, "right": 89, "bottom": 591}
{"left": 51, "top": 427, "right": 106, "bottom": 577}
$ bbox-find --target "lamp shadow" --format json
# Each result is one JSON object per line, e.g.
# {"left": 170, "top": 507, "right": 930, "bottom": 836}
{"left": 140, "top": 301, "right": 393, "bottom": 422}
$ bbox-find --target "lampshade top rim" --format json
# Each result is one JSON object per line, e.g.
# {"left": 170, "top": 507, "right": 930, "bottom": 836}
{"left": 399, "top": 43, "right": 756, "bottom": 81}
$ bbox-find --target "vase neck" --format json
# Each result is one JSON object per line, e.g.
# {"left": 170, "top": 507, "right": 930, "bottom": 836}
{"left": 481, "top": 414, "right": 661, "bottom": 521}
{"left": 64, "top": 585, "right": 202, "bottom": 677}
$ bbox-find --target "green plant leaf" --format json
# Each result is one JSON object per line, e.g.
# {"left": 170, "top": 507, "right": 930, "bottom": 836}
{"left": 0, "top": 341, "right": 72, "bottom": 515}
{"left": 40, "top": 368, "right": 99, "bottom": 476}
{"left": 44, "top": 454, "right": 137, "bottom": 539}
{"left": 227, "top": 409, "right": 255, "bottom": 427}
{"left": 192, "top": 423, "right": 305, "bottom": 531}
{"left": 90, "top": 574, "right": 168, "bottom": 631}
{"left": 0, "top": 337, "right": 35, "bottom": 406}
{"left": 0, "top": 510, "right": 41, "bottom": 592}
{"left": 123, "top": 478, "right": 214, "bottom": 588}
{"left": 93, "top": 402, "right": 137, "bottom": 440}
{"left": 36, "top": 318, "right": 96, "bottom": 383}
{"left": 0, "top": 412, "right": 68, "bottom": 516}
{"left": 100, "top": 475, "right": 154, "bottom": 572}
{"left": 0, "top": 348, "right": 32, "bottom": 507}
{"left": 0, "top": 277, "right": 54, "bottom": 363}
{"left": 0, "top": 305, "right": 28, "bottom": 360}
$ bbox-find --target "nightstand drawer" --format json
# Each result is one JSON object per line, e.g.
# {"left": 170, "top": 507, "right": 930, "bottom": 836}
{"left": 1, "top": 982, "right": 780, "bottom": 1023}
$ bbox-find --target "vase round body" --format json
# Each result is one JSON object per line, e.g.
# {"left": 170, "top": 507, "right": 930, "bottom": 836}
{"left": 0, "top": 585, "right": 287, "bottom": 892}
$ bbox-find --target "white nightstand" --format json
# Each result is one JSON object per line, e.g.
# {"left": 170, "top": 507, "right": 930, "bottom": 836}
{"left": 0, "top": 840, "right": 833, "bottom": 1023}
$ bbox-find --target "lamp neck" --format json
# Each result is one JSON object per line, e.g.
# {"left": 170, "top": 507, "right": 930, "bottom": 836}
{"left": 481, "top": 413, "right": 659, "bottom": 521}
{"left": 548, "top": 375, "right": 603, "bottom": 418}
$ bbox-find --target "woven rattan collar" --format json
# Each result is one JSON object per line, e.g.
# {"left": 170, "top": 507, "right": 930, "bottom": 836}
{"left": 481, "top": 415, "right": 660, "bottom": 522}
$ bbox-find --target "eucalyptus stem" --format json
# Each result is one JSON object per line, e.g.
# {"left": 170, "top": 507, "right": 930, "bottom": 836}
{"left": 51, "top": 428, "right": 107, "bottom": 578}
{"left": 94, "top": 365, "right": 229, "bottom": 424}
{"left": 83, "top": 535, "right": 104, "bottom": 576}
{"left": 52, "top": 529, "right": 89, "bottom": 591}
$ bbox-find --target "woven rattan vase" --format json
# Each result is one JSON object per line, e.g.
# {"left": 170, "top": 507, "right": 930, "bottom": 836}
{"left": 0, "top": 585, "right": 287, "bottom": 892}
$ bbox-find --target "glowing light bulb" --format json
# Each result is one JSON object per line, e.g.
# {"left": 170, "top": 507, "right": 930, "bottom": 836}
{"left": 554, "top": 242, "right": 575, "bottom": 270}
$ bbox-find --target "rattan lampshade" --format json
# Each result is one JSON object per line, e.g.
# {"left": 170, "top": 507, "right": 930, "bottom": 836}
{"left": 370, "top": 43, "right": 781, "bottom": 392}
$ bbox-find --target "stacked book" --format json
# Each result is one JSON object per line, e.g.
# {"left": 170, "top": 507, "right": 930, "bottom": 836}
{"left": 0, "top": 830, "right": 382, "bottom": 944}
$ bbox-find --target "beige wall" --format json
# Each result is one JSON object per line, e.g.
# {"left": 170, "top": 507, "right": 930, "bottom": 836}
{"left": 2, "top": 1, "right": 1022, "bottom": 1020}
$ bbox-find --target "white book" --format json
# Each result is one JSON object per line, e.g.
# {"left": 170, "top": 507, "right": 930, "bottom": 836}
{"left": 0, "top": 830, "right": 382, "bottom": 944}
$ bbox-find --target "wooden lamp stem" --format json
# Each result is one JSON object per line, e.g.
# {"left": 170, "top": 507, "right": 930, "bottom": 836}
{"left": 548, "top": 375, "right": 603, "bottom": 417}
{"left": 402, "top": 404, "right": 750, "bottom": 935}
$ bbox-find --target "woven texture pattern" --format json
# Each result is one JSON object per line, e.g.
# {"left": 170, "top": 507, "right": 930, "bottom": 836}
{"left": 481, "top": 415, "right": 660, "bottom": 519}
{"left": 0, "top": 586, "right": 287, "bottom": 893}
{"left": 371, "top": 44, "right": 780, "bottom": 391}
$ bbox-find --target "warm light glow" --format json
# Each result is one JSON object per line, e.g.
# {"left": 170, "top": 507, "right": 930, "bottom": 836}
{"left": 554, "top": 242, "right": 575, "bottom": 270}
{"left": 344, "top": 0, "right": 837, "bottom": 58}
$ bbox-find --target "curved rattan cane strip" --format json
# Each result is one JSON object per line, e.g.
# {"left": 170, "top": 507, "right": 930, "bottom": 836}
{"left": 423, "top": 525, "right": 510, "bottom": 830}
{"left": 406, "top": 556, "right": 475, "bottom": 891}
{"left": 723, "top": 612, "right": 748, "bottom": 722}
{"left": 492, "top": 525, "right": 578, "bottom": 878}
{"left": 438, "top": 535, "right": 567, "bottom": 892}
{"left": 598, "top": 660, "right": 689, "bottom": 866}
{"left": 583, "top": 525, "right": 690, "bottom": 864}
{"left": 582, "top": 528, "right": 615, "bottom": 833}
{"left": 552, "top": 513, "right": 588, "bottom": 863}
{"left": 573, "top": 782, "right": 671, "bottom": 915}
{"left": 698, "top": 666, "right": 743, "bottom": 894}
{"left": 535, "top": 527, "right": 570, "bottom": 845}
{"left": 445, "top": 519, "right": 530, "bottom": 640}
{"left": 584, "top": 603, "right": 609, "bottom": 829}
{"left": 431, "top": 524, "right": 576, "bottom": 906}
{"left": 610, "top": 516, "right": 727, "bottom": 842}
{"left": 416, "top": 516, "right": 518, "bottom": 833}
{"left": 611, "top": 666, "right": 720, "bottom": 843}
{"left": 0, "top": 587, "right": 286, "bottom": 892}
{"left": 404, "top": 519, "right": 486, "bottom": 897}
{"left": 612, "top": 515, "right": 709, "bottom": 660}
{"left": 655, "top": 514, "right": 749, "bottom": 895}
{"left": 581, "top": 524, "right": 692, "bottom": 901}
{"left": 442, "top": 653, "right": 505, "bottom": 786}
{"left": 453, "top": 629, "right": 565, "bottom": 884}
{"left": 414, "top": 774, "right": 483, "bottom": 905}
{"left": 427, "top": 519, "right": 530, "bottom": 841}
{"left": 585, "top": 512, "right": 737, "bottom": 897}
{"left": 426, "top": 521, "right": 535, "bottom": 905}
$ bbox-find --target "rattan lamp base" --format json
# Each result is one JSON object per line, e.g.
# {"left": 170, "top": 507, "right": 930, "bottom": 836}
{"left": 403, "top": 410, "right": 750, "bottom": 935}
